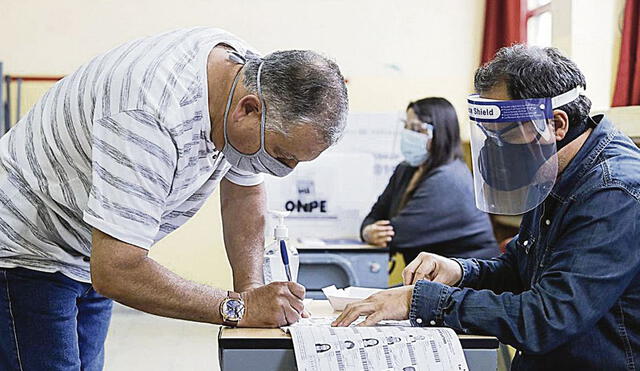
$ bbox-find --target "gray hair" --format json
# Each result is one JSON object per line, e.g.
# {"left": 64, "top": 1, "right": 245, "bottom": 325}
{"left": 474, "top": 44, "right": 591, "bottom": 130}
{"left": 242, "top": 50, "right": 349, "bottom": 146}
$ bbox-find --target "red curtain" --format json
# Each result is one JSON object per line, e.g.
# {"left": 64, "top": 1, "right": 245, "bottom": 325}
{"left": 481, "top": 0, "right": 527, "bottom": 65}
{"left": 612, "top": 0, "right": 640, "bottom": 107}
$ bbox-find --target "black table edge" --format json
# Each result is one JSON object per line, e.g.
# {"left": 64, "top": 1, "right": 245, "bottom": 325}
{"left": 219, "top": 336, "right": 499, "bottom": 350}
{"left": 297, "top": 247, "right": 390, "bottom": 253}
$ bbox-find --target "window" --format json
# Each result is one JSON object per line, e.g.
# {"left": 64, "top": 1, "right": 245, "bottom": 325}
{"left": 526, "top": 0, "right": 552, "bottom": 47}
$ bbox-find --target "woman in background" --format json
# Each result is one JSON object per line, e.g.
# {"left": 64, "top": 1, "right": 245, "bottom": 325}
{"left": 361, "top": 97, "right": 499, "bottom": 263}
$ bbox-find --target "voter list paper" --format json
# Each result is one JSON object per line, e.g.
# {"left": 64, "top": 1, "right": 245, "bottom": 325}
{"left": 288, "top": 324, "right": 468, "bottom": 371}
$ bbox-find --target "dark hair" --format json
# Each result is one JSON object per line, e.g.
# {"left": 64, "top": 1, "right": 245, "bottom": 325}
{"left": 397, "top": 97, "right": 463, "bottom": 211}
{"left": 474, "top": 44, "right": 592, "bottom": 141}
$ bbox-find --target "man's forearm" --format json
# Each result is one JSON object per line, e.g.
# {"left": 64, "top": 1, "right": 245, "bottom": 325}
{"left": 107, "top": 258, "right": 227, "bottom": 323}
{"left": 91, "top": 230, "right": 227, "bottom": 324}
{"left": 221, "top": 179, "right": 266, "bottom": 291}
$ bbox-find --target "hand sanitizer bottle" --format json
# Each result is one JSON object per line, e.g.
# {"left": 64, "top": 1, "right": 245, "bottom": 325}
{"left": 263, "top": 210, "right": 299, "bottom": 283}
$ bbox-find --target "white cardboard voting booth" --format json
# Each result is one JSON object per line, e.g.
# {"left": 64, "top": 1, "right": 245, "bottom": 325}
{"left": 263, "top": 112, "right": 405, "bottom": 296}
{"left": 264, "top": 112, "right": 404, "bottom": 240}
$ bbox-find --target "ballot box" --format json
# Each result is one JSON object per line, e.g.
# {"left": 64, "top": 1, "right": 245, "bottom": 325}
{"left": 295, "top": 239, "right": 389, "bottom": 299}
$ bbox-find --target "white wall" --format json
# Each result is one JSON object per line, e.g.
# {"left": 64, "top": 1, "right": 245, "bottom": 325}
{"left": 0, "top": 0, "right": 624, "bottom": 288}
{"left": 0, "top": 0, "right": 485, "bottom": 288}
{"left": 0, "top": 0, "right": 485, "bottom": 120}
{"left": 552, "top": 0, "right": 625, "bottom": 112}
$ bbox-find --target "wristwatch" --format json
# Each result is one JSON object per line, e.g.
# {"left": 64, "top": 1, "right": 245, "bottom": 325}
{"left": 220, "top": 291, "right": 245, "bottom": 327}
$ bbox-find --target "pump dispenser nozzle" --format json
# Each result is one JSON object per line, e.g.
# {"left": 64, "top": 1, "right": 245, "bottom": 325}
{"left": 264, "top": 210, "right": 298, "bottom": 283}
{"left": 269, "top": 210, "right": 290, "bottom": 239}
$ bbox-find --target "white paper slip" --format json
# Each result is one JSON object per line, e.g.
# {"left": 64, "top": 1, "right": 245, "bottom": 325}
{"left": 290, "top": 326, "right": 468, "bottom": 371}
{"left": 303, "top": 298, "right": 314, "bottom": 308}
{"left": 285, "top": 316, "right": 411, "bottom": 330}
{"left": 322, "top": 285, "right": 383, "bottom": 311}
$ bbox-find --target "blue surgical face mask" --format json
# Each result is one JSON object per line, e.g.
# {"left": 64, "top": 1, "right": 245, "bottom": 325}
{"left": 478, "top": 133, "right": 556, "bottom": 191}
{"left": 400, "top": 128, "right": 432, "bottom": 167}
{"left": 221, "top": 60, "right": 293, "bottom": 177}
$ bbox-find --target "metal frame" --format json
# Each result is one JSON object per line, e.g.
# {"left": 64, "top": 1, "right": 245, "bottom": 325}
{"left": 0, "top": 72, "right": 63, "bottom": 132}
{"left": 0, "top": 61, "right": 4, "bottom": 135}
{"left": 15, "top": 78, "right": 22, "bottom": 122}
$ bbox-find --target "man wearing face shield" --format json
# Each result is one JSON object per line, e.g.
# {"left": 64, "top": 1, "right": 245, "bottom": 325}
{"left": 332, "top": 45, "right": 640, "bottom": 370}
{"left": 0, "top": 28, "right": 348, "bottom": 370}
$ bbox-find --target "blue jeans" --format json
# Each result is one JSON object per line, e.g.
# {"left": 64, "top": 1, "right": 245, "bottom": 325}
{"left": 0, "top": 267, "right": 113, "bottom": 371}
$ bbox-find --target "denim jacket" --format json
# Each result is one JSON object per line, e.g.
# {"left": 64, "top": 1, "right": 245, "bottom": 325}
{"left": 409, "top": 115, "right": 640, "bottom": 370}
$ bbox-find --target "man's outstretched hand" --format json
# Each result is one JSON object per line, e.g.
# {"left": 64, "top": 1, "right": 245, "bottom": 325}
{"left": 331, "top": 285, "right": 414, "bottom": 327}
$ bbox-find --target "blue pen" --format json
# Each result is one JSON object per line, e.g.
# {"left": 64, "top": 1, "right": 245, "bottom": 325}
{"left": 280, "top": 239, "right": 293, "bottom": 281}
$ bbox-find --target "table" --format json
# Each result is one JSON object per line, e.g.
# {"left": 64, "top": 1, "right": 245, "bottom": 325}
{"left": 218, "top": 301, "right": 498, "bottom": 371}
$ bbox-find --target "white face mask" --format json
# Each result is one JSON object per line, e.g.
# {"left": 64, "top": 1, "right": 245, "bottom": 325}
{"left": 400, "top": 127, "right": 433, "bottom": 167}
{"left": 221, "top": 59, "right": 293, "bottom": 177}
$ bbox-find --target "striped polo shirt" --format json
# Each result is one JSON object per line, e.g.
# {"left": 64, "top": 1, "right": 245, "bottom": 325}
{"left": 0, "top": 27, "right": 263, "bottom": 282}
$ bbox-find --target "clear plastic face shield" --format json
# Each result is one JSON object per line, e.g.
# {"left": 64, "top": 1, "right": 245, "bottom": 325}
{"left": 468, "top": 87, "right": 582, "bottom": 215}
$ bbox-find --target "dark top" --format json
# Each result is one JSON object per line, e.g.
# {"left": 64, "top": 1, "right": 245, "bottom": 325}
{"left": 361, "top": 160, "right": 499, "bottom": 263}
{"left": 410, "top": 115, "right": 640, "bottom": 370}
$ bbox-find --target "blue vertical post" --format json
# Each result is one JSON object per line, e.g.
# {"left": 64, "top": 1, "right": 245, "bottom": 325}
{"left": 0, "top": 62, "right": 4, "bottom": 136}
{"left": 16, "top": 78, "right": 22, "bottom": 123}
{"left": 4, "top": 75, "right": 10, "bottom": 134}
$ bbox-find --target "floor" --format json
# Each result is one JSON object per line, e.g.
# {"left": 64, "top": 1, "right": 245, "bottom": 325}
{"left": 104, "top": 303, "right": 221, "bottom": 371}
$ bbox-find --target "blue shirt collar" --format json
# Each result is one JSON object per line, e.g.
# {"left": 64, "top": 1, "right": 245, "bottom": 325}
{"left": 550, "top": 115, "right": 616, "bottom": 202}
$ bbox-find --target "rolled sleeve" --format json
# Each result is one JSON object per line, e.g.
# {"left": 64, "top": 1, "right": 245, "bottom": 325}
{"left": 448, "top": 237, "right": 523, "bottom": 293}
{"left": 409, "top": 280, "right": 458, "bottom": 327}
{"left": 451, "top": 258, "right": 480, "bottom": 287}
